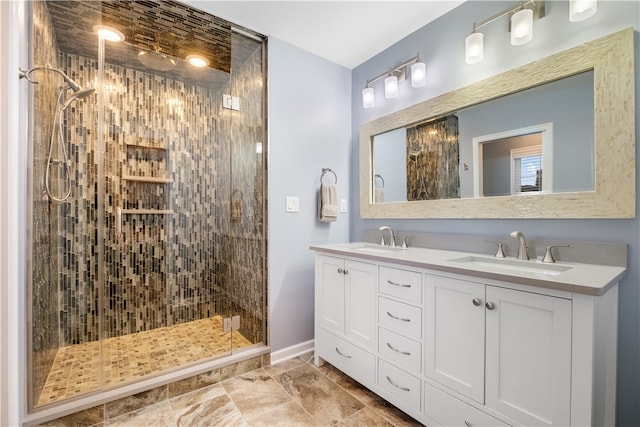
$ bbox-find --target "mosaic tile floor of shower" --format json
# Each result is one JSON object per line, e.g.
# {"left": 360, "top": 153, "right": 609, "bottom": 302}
{"left": 37, "top": 316, "right": 253, "bottom": 407}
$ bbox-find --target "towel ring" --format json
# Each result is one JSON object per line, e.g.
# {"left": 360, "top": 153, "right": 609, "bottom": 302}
{"left": 321, "top": 168, "right": 338, "bottom": 185}
{"left": 374, "top": 174, "right": 385, "bottom": 188}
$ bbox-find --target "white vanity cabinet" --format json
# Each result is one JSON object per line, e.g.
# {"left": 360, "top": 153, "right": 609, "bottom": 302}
{"left": 314, "top": 254, "right": 377, "bottom": 386}
{"left": 312, "top": 245, "right": 620, "bottom": 427}
{"left": 425, "top": 274, "right": 572, "bottom": 426}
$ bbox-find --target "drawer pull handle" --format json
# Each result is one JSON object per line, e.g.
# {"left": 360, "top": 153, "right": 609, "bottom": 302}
{"left": 386, "top": 342, "right": 411, "bottom": 356}
{"left": 335, "top": 347, "right": 352, "bottom": 359}
{"left": 386, "top": 311, "right": 411, "bottom": 322}
{"left": 387, "top": 279, "right": 411, "bottom": 288}
{"left": 386, "top": 375, "right": 410, "bottom": 392}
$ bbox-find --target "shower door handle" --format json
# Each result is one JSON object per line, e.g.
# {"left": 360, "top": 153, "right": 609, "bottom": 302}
{"left": 116, "top": 207, "right": 122, "bottom": 235}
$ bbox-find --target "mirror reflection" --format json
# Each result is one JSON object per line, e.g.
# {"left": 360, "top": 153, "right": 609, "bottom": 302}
{"left": 371, "top": 70, "right": 594, "bottom": 203}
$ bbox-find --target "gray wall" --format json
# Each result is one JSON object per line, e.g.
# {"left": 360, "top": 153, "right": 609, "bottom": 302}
{"left": 350, "top": 1, "right": 639, "bottom": 425}
{"left": 268, "top": 38, "right": 351, "bottom": 352}
{"left": 458, "top": 70, "right": 594, "bottom": 197}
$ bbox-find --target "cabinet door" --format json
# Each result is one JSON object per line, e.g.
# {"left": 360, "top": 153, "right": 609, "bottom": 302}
{"left": 344, "top": 260, "right": 377, "bottom": 349}
{"left": 315, "top": 255, "right": 345, "bottom": 334}
{"left": 425, "top": 275, "right": 485, "bottom": 403}
{"left": 485, "top": 286, "right": 571, "bottom": 426}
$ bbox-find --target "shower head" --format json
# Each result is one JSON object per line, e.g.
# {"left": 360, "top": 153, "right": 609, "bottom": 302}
{"left": 62, "top": 87, "right": 95, "bottom": 110}
{"left": 20, "top": 64, "right": 87, "bottom": 93}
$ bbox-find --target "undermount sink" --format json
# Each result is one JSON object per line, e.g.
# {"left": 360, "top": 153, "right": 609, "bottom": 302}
{"left": 351, "top": 244, "right": 407, "bottom": 254}
{"left": 449, "top": 256, "right": 572, "bottom": 276}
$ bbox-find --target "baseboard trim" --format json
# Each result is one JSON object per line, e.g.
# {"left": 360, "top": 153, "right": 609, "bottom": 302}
{"left": 270, "top": 340, "right": 314, "bottom": 365}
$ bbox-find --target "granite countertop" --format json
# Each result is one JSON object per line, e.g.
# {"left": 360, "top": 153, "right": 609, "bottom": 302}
{"left": 310, "top": 242, "right": 626, "bottom": 296}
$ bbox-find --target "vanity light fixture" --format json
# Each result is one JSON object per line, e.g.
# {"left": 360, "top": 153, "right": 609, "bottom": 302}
{"left": 93, "top": 25, "right": 125, "bottom": 43}
{"left": 465, "top": 0, "right": 542, "bottom": 64}
{"left": 361, "top": 54, "right": 425, "bottom": 108}
{"left": 569, "top": 0, "right": 597, "bottom": 22}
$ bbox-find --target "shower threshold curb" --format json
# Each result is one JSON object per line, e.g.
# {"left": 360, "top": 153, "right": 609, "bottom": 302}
{"left": 23, "top": 345, "right": 270, "bottom": 427}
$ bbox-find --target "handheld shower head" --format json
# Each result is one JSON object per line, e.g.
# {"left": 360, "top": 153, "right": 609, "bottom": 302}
{"left": 20, "top": 63, "right": 88, "bottom": 94}
{"left": 62, "top": 87, "right": 95, "bottom": 110}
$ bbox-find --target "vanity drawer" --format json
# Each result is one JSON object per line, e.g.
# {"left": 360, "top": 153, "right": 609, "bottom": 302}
{"left": 316, "top": 328, "right": 375, "bottom": 387}
{"left": 378, "top": 297, "right": 422, "bottom": 340}
{"left": 424, "top": 382, "right": 510, "bottom": 427}
{"left": 378, "top": 326, "right": 421, "bottom": 374}
{"left": 378, "top": 359, "right": 421, "bottom": 412}
{"left": 379, "top": 266, "right": 422, "bottom": 304}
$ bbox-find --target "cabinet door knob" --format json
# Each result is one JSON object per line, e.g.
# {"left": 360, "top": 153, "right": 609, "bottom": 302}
{"left": 485, "top": 302, "right": 495, "bottom": 310}
{"left": 343, "top": 269, "right": 348, "bottom": 275}
{"left": 337, "top": 268, "right": 343, "bottom": 274}
{"left": 472, "top": 298, "right": 482, "bottom": 306}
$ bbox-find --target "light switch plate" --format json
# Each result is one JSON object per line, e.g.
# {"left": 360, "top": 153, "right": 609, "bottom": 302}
{"left": 223, "top": 94, "right": 233, "bottom": 109}
{"left": 231, "top": 96, "right": 240, "bottom": 111}
{"left": 285, "top": 196, "right": 299, "bottom": 212}
{"left": 340, "top": 199, "right": 348, "bottom": 213}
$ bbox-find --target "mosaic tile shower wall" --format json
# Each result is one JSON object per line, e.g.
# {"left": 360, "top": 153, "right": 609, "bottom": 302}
{"left": 406, "top": 115, "right": 460, "bottom": 200}
{"left": 30, "top": 0, "right": 266, "bottom": 407}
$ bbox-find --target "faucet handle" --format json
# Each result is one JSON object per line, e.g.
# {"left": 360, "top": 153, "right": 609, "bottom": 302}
{"left": 542, "top": 245, "right": 570, "bottom": 263}
{"left": 401, "top": 235, "right": 413, "bottom": 248}
{"left": 378, "top": 233, "right": 386, "bottom": 246}
{"left": 486, "top": 241, "right": 506, "bottom": 258}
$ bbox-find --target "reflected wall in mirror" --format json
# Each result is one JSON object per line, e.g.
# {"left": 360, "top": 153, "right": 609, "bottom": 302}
{"left": 360, "top": 28, "right": 635, "bottom": 218}
{"left": 370, "top": 71, "right": 594, "bottom": 202}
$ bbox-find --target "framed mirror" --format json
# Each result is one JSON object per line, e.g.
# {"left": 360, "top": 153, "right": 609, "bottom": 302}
{"left": 360, "top": 28, "right": 635, "bottom": 219}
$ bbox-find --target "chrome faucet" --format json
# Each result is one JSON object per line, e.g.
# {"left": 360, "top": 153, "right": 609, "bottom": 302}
{"left": 510, "top": 230, "right": 529, "bottom": 260}
{"left": 379, "top": 226, "right": 397, "bottom": 247}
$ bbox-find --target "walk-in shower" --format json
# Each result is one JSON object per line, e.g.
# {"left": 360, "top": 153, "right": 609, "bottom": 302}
{"left": 25, "top": 0, "right": 267, "bottom": 412}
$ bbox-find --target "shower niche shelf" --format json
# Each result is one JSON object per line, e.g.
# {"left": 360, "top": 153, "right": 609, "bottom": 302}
{"left": 122, "top": 143, "right": 173, "bottom": 213}
{"left": 122, "top": 175, "right": 174, "bottom": 183}
{"left": 121, "top": 209, "right": 174, "bottom": 215}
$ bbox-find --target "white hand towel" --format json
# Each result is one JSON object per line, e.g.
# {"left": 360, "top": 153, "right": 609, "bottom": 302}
{"left": 318, "top": 183, "right": 338, "bottom": 222}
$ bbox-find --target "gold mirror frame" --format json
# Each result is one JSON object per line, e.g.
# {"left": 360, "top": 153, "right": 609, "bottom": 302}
{"left": 360, "top": 28, "right": 635, "bottom": 219}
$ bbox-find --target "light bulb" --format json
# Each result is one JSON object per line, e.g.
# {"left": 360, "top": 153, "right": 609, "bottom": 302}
{"left": 465, "top": 32, "right": 484, "bottom": 64}
{"left": 570, "top": 0, "right": 597, "bottom": 22}
{"left": 384, "top": 75, "right": 398, "bottom": 99}
{"left": 411, "top": 61, "right": 426, "bottom": 87}
{"left": 93, "top": 25, "right": 124, "bottom": 42}
{"left": 362, "top": 87, "right": 375, "bottom": 108}
{"left": 511, "top": 8, "right": 533, "bottom": 45}
{"left": 186, "top": 54, "right": 209, "bottom": 68}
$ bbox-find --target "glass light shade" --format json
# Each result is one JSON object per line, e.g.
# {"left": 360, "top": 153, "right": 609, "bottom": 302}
{"left": 362, "top": 87, "right": 375, "bottom": 108}
{"left": 411, "top": 61, "right": 426, "bottom": 87}
{"left": 93, "top": 25, "right": 124, "bottom": 42}
{"left": 511, "top": 9, "right": 533, "bottom": 45}
{"left": 384, "top": 75, "right": 398, "bottom": 99}
{"left": 465, "top": 32, "right": 484, "bottom": 64}
{"left": 570, "top": 0, "right": 597, "bottom": 22}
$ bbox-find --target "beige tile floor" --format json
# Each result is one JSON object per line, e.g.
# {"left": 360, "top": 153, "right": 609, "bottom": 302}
{"left": 103, "top": 353, "right": 424, "bottom": 426}
{"left": 38, "top": 316, "right": 253, "bottom": 407}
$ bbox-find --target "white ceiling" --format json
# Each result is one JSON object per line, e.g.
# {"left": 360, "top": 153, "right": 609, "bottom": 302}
{"left": 185, "top": 1, "right": 465, "bottom": 69}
